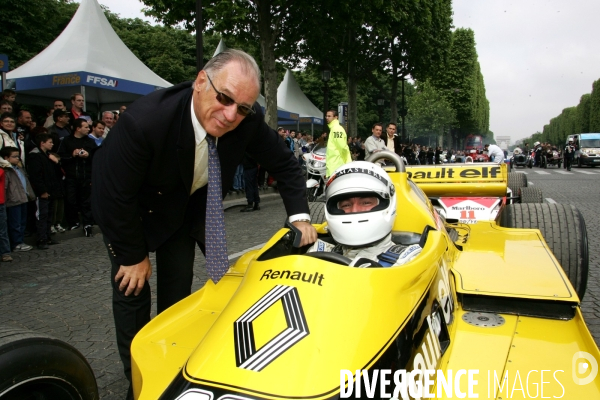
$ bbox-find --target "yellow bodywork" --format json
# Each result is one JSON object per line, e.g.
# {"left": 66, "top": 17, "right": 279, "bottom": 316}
{"left": 131, "top": 164, "right": 600, "bottom": 399}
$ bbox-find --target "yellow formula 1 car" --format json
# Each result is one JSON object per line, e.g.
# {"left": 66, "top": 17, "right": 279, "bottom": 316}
{"left": 126, "top": 152, "right": 599, "bottom": 400}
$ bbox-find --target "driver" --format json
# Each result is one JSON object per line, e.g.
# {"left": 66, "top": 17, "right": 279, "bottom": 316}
{"left": 307, "top": 161, "right": 422, "bottom": 267}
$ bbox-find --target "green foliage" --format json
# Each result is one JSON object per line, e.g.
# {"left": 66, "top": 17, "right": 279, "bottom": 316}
{"left": 0, "top": 0, "right": 78, "bottom": 69}
{"left": 432, "top": 28, "right": 489, "bottom": 141}
{"left": 406, "top": 80, "right": 456, "bottom": 137}
{"left": 590, "top": 79, "right": 600, "bottom": 132}
{"left": 576, "top": 94, "right": 591, "bottom": 134}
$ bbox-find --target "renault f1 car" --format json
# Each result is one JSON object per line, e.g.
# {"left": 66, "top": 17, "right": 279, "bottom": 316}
{"left": 124, "top": 153, "right": 598, "bottom": 399}
{"left": 1, "top": 154, "right": 598, "bottom": 400}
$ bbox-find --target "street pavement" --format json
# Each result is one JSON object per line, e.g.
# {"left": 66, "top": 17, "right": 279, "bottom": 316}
{"left": 0, "top": 170, "right": 599, "bottom": 399}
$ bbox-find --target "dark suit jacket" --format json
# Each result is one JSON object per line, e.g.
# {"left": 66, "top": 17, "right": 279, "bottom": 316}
{"left": 92, "top": 81, "right": 308, "bottom": 266}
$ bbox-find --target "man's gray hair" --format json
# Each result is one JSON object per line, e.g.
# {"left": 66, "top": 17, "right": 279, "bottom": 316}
{"left": 203, "top": 49, "right": 262, "bottom": 92}
{"left": 102, "top": 111, "right": 114, "bottom": 118}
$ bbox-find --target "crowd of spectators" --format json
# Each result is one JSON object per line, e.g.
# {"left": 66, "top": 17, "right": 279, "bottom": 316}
{"left": 0, "top": 89, "right": 126, "bottom": 260}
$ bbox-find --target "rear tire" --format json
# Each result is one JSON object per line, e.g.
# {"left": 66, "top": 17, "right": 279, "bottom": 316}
{"left": 508, "top": 172, "right": 527, "bottom": 196}
{"left": 0, "top": 325, "right": 98, "bottom": 400}
{"left": 519, "top": 187, "right": 543, "bottom": 203}
{"left": 498, "top": 204, "right": 589, "bottom": 300}
{"left": 309, "top": 202, "right": 326, "bottom": 224}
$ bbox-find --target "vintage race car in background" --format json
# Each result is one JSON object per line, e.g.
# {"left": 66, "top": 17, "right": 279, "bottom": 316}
{"left": 1, "top": 153, "right": 598, "bottom": 400}
{"left": 510, "top": 149, "right": 533, "bottom": 169}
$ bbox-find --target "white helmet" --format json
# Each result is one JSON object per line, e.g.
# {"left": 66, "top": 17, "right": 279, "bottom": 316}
{"left": 534, "top": 141, "right": 540, "bottom": 147}
{"left": 325, "top": 161, "right": 396, "bottom": 246}
{"left": 568, "top": 138, "right": 574, "bottom": 142}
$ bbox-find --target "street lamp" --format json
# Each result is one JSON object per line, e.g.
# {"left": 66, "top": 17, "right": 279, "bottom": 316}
{"left": 377, "top": 97, "right": 385, "bottom": 122}
{"left": 321, "top": 62, "right": 331, "bottom": 130}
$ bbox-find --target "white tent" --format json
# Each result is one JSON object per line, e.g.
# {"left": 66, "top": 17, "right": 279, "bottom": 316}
{"left": 277, "top": 69, "right": 324, "bottom": 133}
{"left": 277, "top": 70, "right": 323, "bottom": 119}
{"left": 6, "top": 0, "right": 171, "bottom": 111}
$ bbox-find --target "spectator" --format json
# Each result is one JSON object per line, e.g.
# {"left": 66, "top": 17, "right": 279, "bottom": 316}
{"left": 89, "top": 121, "right": 105, "bottom": 146}
{"left": 67, "top": 93, "right": 91, "bottom": 128}
{"left": 16, "top": 110, "right": 33, "bottom": 140}
{"left": 435, "top": 146, "right": 443, "bottom": 164}
{"left": 1, "top": 89, "right": 19, "bottom": 116}
{"left": 291, "top": 130, "right": 301, "bottom": 161}
{"left": 0, "top": 164, "right": 12, "bottom": 262}
{"left": 0, "top": 101, "right": 12, "bottom": 114}
{"left": 43, "top": 100, "right": 66, "bottom": 128}
{"left": 231, "top": 164, "right": 244, "bottom": 194}
{"left": 101, "top": 111, "right": 115, "bottom": 137}
{"left": 58, "top": 119, "right": 97, "bottom": 236}
{"left": 47, "top": 109, "right": 72, "bottom": 152}
{"left": 1, "top": 146, "right": 34, "bottom": 252}
{"left": 426, "top": 146, "right": 434, "bottom": 165}
{"left": 27, "top": 134, "right": 62, "bottom": 249}
{"left": 240, "top": 153, "right": 260, "bottom": 212}
{"left": 364, "top": 123, "right": 386, "bottom": 160}
{"left": 418, "top": 145, "right": 427, "bottom": 165}
{"left": 119, "top": 105, "right": 127, "bottom": 114}
{"left": 0, "top": 113, "right": 20, "bottom": 165}
{"left": 381, "top": 122, "right": 402, "bottom": 157}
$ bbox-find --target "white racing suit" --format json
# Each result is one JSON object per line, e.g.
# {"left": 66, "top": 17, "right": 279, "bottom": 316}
{"left": 307, "top": 233, "right": 422, "bottom": 268}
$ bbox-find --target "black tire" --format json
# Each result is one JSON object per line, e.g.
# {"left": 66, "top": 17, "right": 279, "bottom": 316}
{"left": 558, "top": 160, "right": 562, "bottom": 169}
{"left": 306, "top": 188, "right": 317, "bottom": 202}
{"left": 309, "top": 202, "right": 326, "bottom": 224}
{"left": 508, "top": 172, "right": 527, "bottom": 196}
{"left": 519, "top": 187, "right": 543, "bottom": 203}
{"left": 0, "top": 325, "right": 98, "bottom": 400}
{"left": 499, "top": 204, "right": 589, "bottom": 300}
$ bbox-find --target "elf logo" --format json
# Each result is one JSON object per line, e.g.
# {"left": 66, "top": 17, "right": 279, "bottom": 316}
{"left": 86, "top": 75, "right": 118, "bottom": 87}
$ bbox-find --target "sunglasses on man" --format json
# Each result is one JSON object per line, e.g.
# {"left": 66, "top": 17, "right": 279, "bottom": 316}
{"left": 206, "top": 74, "right": 256, "bottom": 117}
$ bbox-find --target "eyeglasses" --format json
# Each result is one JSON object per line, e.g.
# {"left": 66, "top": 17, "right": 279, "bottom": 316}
{"left": 205, "top": 74, "right": 255, "bottom": 117}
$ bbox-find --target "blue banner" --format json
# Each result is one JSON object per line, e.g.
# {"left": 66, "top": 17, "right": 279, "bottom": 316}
{"left": 10, "top": 71, "right": 166, "bottom": 94}
{"left": 0, "top": 55, "right": 8, "bottom": 72}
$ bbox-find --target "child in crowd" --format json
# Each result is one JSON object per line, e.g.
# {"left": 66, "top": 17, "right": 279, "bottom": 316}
{"left": 1, "top": 146, "right": 35, "bottom": 251}
{"left": 0, "top": 166, "right": 12, "bottom": 261}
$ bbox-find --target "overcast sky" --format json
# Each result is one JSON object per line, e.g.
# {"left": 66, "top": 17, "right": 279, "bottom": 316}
{"left": 84, "top": 0, "right": 600, "bottom": 143}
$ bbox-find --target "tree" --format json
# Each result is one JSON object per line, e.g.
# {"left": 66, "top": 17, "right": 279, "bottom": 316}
{"left": 433, "top": 28, "right": 489, "bottom": 143}
{"left": 376, "top": 0, "right": 453, "bottom": 130}
{"left": 589, "top": 79, "right": 600, "bottom": 132}
{"left": 0, "top": 0, "right": 78, "bottom": 69}
{"left": 406, "top": 80, "right": 456, "bottom": 145}
{"left": 576, "top": 93, "right": 591, "bottom": 134}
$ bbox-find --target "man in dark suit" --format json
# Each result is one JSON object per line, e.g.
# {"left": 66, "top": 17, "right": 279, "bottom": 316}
{"left": 92, "top": 49, "right": 317, "bottom": 386}
{"left": 381, "top": 122, "right": 402, "bottom": 157}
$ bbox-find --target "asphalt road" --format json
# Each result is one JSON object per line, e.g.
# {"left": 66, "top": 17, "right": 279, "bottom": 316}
{"left": 0, "top": 168, "right": 598, "bottom": 399}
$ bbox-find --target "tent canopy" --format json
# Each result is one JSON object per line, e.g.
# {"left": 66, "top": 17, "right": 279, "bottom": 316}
{"left": 277, "top": 69, "right": 323, "bottom": 119}
{"left": 6, "top": 0, "right": 171, "bottom": 111}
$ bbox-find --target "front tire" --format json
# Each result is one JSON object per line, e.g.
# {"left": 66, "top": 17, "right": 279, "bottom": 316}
{"left": 498, "top": 204, "right": 589, "bottom": 300}
{"left": 0, "top": 325, "right": 98, "bottom": 400}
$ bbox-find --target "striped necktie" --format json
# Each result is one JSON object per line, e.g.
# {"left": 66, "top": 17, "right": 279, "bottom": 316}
{"left": 205, "top": 135, "right": 229, "bottom": 283}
